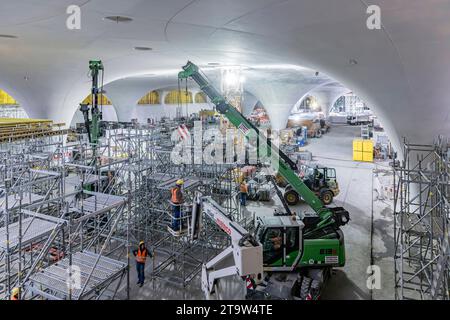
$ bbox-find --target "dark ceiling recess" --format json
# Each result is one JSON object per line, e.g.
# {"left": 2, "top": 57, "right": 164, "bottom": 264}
{"left": 104, "top": 16, "right": 133, "bottom": 23}
{"left": 0, "top": 34, "right": 18, "bottom": 39}
{"left": 134, "top": 46, "right": 152, "bottom": 51}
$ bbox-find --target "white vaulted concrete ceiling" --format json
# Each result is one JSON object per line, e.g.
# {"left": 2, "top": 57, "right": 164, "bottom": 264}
{"left": 0, "top": 0, "right": 449, "bottom": 153}
{"left": 105, "top": 66, "right": 335, "bottom": 129}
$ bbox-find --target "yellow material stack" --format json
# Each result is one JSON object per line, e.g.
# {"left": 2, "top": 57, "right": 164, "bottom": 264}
{"left": 0, "top": 89, "right": 18, "bottom": 105}
{"left": 353, "top": 139, "right": 373, "bottom": 162}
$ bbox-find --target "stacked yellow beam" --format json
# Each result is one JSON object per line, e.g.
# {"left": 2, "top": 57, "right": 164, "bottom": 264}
{"left": 0, "top": 118, "right": 68, "bottom": 143}
{"left": 0, "top": 89, "right": 18, "bottom": 105}
{"left": 0, "top": 118, "right": 53, "bottom": 127}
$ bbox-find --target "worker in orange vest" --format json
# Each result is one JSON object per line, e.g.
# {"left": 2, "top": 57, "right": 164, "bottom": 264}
{"left": 243, "top": 275, "right": 256, "bottom": 298}
{"left": 132, "top": 241, "right": 152, "bottom": 287}
{"left": 239, "top": 180, "right": 248, "bottom": 206}
{"left": 171, "top": 179, "right": 184, "bottom": 231}
{"left": 11, "top": 287, "right": 19, "bottom": 300}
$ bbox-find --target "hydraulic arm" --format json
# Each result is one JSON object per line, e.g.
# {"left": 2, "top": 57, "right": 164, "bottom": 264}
{"left": 201, "top": 197, "right": 263, "bottom": 298}
{"left": 79, "top": 60, "right": 104, "bottom": 145}
{"left": 178, "top": 62, "right": 349, "bottom": 237}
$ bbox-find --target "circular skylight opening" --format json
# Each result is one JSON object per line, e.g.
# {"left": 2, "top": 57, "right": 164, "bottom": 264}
{"left": 134, "top": 46, "right": 153, "bottom": 51}
{"left": 104, "top": 16, "right": 133, "bottom": 23}
{"left": 0, "top": 34, "right": 18, "bottom": 39}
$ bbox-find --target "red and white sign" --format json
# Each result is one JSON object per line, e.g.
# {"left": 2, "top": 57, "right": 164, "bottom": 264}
{"left": 177, "top": 124, "right": 190, "bottom": 140}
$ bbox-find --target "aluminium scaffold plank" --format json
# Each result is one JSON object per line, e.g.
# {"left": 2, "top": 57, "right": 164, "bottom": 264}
{"left": 0, "top": 216, "right": 63, "bottom": 250}
{"left": 0, "top": 192, "right": 45, "bottom": 210}
{"left": 27, "top": 250, "right": 127, "bottom": 300}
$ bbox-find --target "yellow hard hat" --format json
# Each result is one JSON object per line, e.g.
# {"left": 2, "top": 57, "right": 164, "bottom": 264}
{"left": 139, "top": 241, "right": 145, "bottom": 246}
{"left": 176, "top": 179, "right": 184, "bottom": 186}
{"left": 11, "top": 287, "right": 19, "bottom": 296}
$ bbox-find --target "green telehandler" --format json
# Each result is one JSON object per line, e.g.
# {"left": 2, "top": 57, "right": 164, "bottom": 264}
{"left": 179, "top": 62, "right": 350, "bottom": 299}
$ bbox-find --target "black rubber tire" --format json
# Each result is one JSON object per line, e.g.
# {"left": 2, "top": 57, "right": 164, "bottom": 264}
{"left": 284, "top": 189, "right": 299, "bottom": 205}
{"left": 320, "top": 190, "right": 334, "bottom": 205}
{"left": 300, "top": 277, "right": 312, "bottom": 300}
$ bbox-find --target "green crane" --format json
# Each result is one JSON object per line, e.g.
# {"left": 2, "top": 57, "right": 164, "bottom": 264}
{"left": 79, "top": 60, "right": 104, "bottom": 145}
{"left": 178, "top": 62, "right": 349, "bottom": 239}
{"left": 180, "top": 62, "right": 351, "bottom": 299}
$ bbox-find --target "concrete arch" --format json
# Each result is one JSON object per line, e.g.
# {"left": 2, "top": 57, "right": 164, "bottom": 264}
{"left": 3, "top": 0, "right": 450, "bottom": 157}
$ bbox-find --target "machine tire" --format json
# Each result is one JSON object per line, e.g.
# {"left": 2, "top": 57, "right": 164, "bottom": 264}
{"left": 316, "top": 129, "right": 322, "bottom": 138}
{"left": 320, "top": 190, "right": 334, "bottom": 205}
{"left": 299, "top": 277, "right": 312, "bottom": 299}
{"left": 284, "top": 189, "right": 299, "bottom": 205}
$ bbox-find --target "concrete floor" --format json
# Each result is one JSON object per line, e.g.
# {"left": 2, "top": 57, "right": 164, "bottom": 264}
{"left": 121, "top": 124, "right": 395, "bottom": 300}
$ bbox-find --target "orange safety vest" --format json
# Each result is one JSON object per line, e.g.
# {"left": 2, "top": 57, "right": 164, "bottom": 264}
{"left": 11, "top": 295, "right": 18, "bottom": 301}
{"left": 136, "top": 248, "right": 147, "bottom": 264}
{"left": 240, "top": 183, "right": 248, "bottom": 193}
{"left": 171, "top": 187, "right": 182, "bottom": 204}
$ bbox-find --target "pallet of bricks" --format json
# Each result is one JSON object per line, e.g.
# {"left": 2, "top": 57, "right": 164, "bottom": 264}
{"left": 353, "top": 139, "right": 373, "bottom": 162}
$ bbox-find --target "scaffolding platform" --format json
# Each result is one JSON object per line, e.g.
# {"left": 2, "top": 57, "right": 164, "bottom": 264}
{"left": 70, "top": 192, "right": 126, "bottom": 221}
{"left": 0, "top": 215, "right": 63, "bottom": 250}
{"left": 65, "top": 174, "right": 108, "bottom": 188}
{"left": 0, "top": 193, "right": 45, "bottom": 210}
{"left": 157, "top": 176, "right": 202, "bottom": 191}
{"left": 27, "top": 250, "right": 127, "bottom": 300}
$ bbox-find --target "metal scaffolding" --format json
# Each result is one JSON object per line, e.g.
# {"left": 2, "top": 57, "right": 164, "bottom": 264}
{"left": 394, "top": 137, "right": 450, "bottom": 300}
{"left": 0, "top": 117, "right": 248, "bottom": 299}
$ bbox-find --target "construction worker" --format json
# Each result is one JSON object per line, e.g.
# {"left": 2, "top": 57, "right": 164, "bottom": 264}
{"left": 132, "top": 241, "right": 152, "bottom": 287}
{"left": 171, "top": 179, "right": 184, "bottom": 231}
{"left": 239, "top": 180, "right": 248, "bottom": 206}
{"left": 11, "top": 287, "right": 19, "bottom": 300}
{"left": 243, "top": 275, "right": 256, "bottom": 298}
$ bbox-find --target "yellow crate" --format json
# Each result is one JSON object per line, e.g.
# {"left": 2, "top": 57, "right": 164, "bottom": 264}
{"left": 362, "top": 140, "right": 373, "bottom": 153}
{"left": 353, "top": 139, "right": 363, "bottom": 152}
{"left": 353, "top": 151, "right": 363, "bottom": 161}
{"left": 362, "top": 151, "right": 373, "bottom": 162}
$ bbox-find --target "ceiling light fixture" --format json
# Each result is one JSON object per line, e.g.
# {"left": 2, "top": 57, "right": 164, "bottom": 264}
{"left": 104, "top": 16, "right": 133, "bottom": 23}
{"left": 134, "top": 46, "right": 152, "bottom": 51}
{"left": 0, "top": 34, "right": 18, "bottom": 39}
{"left": 349, "top": 59, "right": 358, "bottom": 65}
{"left": 208, "top": 62, "right": 221, "bottom": 66}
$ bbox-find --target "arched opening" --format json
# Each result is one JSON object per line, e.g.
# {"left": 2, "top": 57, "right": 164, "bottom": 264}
{"left": 81, "top": 94, "right": 113, "bottom": 106}
{"left": 329, "top": 92, "right": 378, "bottom": 127}
{"left": 248, "top": 102, "right": 270, "bottom": 128}
{"left": 164, "top": 90, "right": 193, "bottom": 104}
{"left": 70, "top": 93, "right": 118, "bottom": 127}
{"left": 194, "top": 92, "right": 207, "bottom": 104}
{"left": 296, "top": 95, "right": 322, "bottom": 113}
{"left": 138, "top": 90, "right": 160, "bottom": 105}
{"left": 330, "top": 92, "right": 370, "bottom": 115}
{"left": 0, "top": 89, "right": 28, "bottom": 118}
{"left": 287, "top": 95, "right": 324, "bottom": 128}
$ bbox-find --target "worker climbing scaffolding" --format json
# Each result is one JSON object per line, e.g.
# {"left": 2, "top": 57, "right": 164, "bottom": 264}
{"left": 170, "top": 179, "right": 184, "bottom": 232}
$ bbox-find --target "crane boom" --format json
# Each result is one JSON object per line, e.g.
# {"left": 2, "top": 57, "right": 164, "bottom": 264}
{"left": 178, "top": 61, "right": 349, "bottom": 233}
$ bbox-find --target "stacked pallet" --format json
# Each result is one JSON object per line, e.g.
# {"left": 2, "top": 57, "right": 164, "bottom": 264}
{"left": 0, "top": 118, "right": 68, "bottom": 142}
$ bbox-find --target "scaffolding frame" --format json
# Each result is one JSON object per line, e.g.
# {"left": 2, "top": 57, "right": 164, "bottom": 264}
{"left": 394, "top": 137, "right": 450, "bottom": 300}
